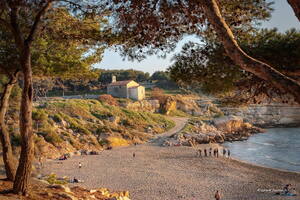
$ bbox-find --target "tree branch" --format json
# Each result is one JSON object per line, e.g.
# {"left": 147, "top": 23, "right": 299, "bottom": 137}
{"left": 287, "top": 0, "right": 300, "bottom": 22}
{"left": 8, "top": 3, "right": 24, "bottom": 50}
{"left": 26, "top": 0, "right": 53, "bottom": 44}
{"left": 201, "top": 0, "right": 300, "bottom": 103}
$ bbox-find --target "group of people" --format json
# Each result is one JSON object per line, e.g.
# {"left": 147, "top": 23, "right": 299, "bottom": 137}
{"left": 196, "top": 147, "right": 230, "bottom": 158}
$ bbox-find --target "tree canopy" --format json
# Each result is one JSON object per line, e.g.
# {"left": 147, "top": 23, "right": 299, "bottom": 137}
{"left": 168, "top": 28, "right": 300, "bottom": 103}
{"left": 109, "top": 0, "right": 300, "bottom": 102}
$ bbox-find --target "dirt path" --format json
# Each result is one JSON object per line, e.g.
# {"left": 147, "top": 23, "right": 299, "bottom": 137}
{"left": 150, "top": 117, "right": 188, "bottom": 145}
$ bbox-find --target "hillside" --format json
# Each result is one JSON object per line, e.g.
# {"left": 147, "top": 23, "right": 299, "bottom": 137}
{"left": 6, "top": 99, "right": 175, "bottom": 159}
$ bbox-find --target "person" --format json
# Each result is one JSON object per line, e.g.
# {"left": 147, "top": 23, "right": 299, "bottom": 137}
{"left": 216, "top": 148, "right": 219, "bottom": 158}
{"left": 213, "top": 149, "right": 217, "bottom": 157}
{"left": 78, "top": 162, "right": 82, "bottom": 169}
{"left": 198, "top": 149, "right": 202, "bottom": 157}
{"left": 223, "top": 148, "right": 226, "bottom": 157}
{"left": 133, "top": 152, "right": 136, "bottom": 158}
{"left": 204, "top": 149, "right": 207, "bottom": 157}
{"left": 227, "top": 149, "right": 231, "bottom": 158}
{"left": 283, "top": 184, "right": 292, "bottom": 194}
{"left": 209, "top": 148, "right": 212, "bottom": 156}
{"left": 215, "top": 190, "right": 221, "bottom": 200}
{"left": 73, "top": 177, "right": 79, "bottom": 183}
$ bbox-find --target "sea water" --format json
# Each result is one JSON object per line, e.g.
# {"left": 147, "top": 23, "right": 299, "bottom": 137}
{"left": 223, "top": 128, "right": 300, "bottom": 172}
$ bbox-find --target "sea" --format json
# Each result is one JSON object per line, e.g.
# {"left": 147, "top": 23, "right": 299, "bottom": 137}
{"left": 223, "top": 128, "right": 300, "bottom": 172}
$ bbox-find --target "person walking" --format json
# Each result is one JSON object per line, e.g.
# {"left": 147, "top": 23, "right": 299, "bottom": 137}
{"left": 227, "top": 149, "right": 231, "bottom": 158}
{"left": 204, "top": 149, "right": 207, "bottom": 157}
{"left": 215, "top": 190, "right": 221, "bottom": 200}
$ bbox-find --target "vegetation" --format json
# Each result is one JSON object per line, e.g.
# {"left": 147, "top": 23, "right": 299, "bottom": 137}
{"left": 98, "top": 95, "right": 119, "bottom": 106}
{"left": 168, "top": 29, "right": 300, "bottom": 103}
{"left": 111, "top": 0, "right": 300, "bottom": 102}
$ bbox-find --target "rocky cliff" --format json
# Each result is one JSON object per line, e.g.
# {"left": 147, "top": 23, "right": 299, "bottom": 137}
{"left": 221, "top": 104, "right": 300, "bottom": 127}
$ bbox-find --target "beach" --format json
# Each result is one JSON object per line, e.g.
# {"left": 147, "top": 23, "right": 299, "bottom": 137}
{"left": 41, "top": 143, "right": 300, "bottom": 200}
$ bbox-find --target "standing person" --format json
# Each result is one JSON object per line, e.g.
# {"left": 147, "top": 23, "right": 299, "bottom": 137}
{"left": 215, "top": 190, "right": 221, "bottom": 200}
{"left": 228, "top": 149, "right": 231, "bottom": 158}
{"left": 78, "top": 162, "right": 82, "bottom": 169}
{"left": 204, "top": 149, "right": 207, "bottom": 157}
{"left": 223, "top": 148, "right": 226, "bottom": 157}
{"left": 198, "top": 149, "right": 202, "bottom": 157}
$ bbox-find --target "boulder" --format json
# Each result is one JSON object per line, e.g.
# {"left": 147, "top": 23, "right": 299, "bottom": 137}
{"left": 213, "top": 115, "right": 244, "bottom": 132}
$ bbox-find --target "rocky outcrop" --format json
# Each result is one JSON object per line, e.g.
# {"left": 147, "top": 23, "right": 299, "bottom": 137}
{"left": 42, "top": 184, "right": 131, "bottom": 200}
{"left": 120, "top": 100, "right": 160, "bottom": 113}
{"left": 221, "top": 104, "right": 300, "bottom": 127}
{"left": 163, "top": 115, "right": 263, "bottom": 146}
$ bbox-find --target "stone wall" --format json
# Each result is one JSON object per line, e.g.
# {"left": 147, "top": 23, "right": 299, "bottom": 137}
{"left": 121, "top": 99, "right": 160, "bottom": 113}
{"left": 221, "top": 104, "right": 300, "bottom": 127}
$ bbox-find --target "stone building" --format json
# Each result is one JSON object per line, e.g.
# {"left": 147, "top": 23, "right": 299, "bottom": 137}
{"left": 107, "top": 76, "right": 145, "bottom": 101}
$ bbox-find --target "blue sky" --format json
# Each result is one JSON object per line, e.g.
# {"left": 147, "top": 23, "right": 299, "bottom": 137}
{"left": 95, "top": 0, "right": 300, "bottom": 74}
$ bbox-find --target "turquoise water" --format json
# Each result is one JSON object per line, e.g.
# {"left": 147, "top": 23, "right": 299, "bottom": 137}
{"left": 223, "top": 128, "right": 300, "bottom": 172}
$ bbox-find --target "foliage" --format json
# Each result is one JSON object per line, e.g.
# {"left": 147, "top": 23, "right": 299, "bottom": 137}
{"left": 150, "top": 71, "right": 169, "bottom": 81}
{"left": 46, "top": 173, "right": 67, "bottom": 185}
{"left": 107, "top": 136, "right": 129, "bottom": 147}
{"left": 32, "top": 109, "right": 48, "bottom": 122}
{"left": 110, "top": 0, "right": 272, "bottom": 60}
{"left": 150, "top": 87, "right": 169, "bottom": 104}
{"left": 99, "top": 69, "right": 150, "bottom": 84}
{"left": 98, "top": 94, "right": 119, "bottom": 106}
{"left": 168, "top": 29, "right": 300, "bottom": 103}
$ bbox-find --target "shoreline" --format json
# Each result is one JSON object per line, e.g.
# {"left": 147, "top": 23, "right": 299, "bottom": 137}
{"left": 229, "top": 156, "right": 300, "bottom": 175}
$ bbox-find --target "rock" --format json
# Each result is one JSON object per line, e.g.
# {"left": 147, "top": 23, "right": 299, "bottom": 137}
{"left": 121, "top": 100, "right": 160, "bottom": 113}
{"left": 162, "top": 96, "right": 177, "bottom": 115}
{"left": 57, "top": 192, "right": 78, "bottom": 200}
{"left": 213, "top": 115, "right": 244, "bottom": 132}
{"left": 47, "top": 184, "right": 72, "bottom": 194}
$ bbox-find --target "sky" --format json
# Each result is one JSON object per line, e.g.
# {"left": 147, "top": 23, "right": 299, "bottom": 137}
{"left": 94, "top": 0, "right": 300, "bottom": 74}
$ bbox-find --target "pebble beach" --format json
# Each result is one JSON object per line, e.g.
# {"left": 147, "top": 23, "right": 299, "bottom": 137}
{"left": 42, "top": 143, "right": 300, "bottom": 200}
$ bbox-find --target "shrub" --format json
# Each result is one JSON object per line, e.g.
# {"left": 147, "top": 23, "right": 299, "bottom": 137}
{"left": 11, "top": 133, "right": 21, "bottom": 146}
{"left": 52, "top": 113, "right": 62, "bottom": 123}
{"left": 98, "top": 94, "right": 118, "bottom": 106}
{"left": 46, "top": 173, "right": 68, "bottom": 185}
{"left": 151, "top": 87, "right": 168, "bottom": 104}
{"left": 32, "top": 109, "right": 48, "bottom": 122}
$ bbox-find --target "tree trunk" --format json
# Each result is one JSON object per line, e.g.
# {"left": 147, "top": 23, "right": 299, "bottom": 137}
{"left": 13, "top": 44, "right": 34, "bottom": 195}
{"left": 0, "top": 73, "right": 18, "bottom": 181}
{"left": 201, "top": 0, "right": 300, "bottom": 103}
{"left": 287, "top": 0, "right": 300, "bottom": 22}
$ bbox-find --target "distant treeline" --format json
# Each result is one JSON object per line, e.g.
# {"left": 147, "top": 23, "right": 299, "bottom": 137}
{"left": 33, "top": 69, "right": 178, "bottom": 98}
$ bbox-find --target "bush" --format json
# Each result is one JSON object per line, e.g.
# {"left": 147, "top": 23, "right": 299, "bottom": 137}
{"left": 44, "top": 132, "right": 62, "bottom": 145}
{"left": 32, "top": 109, "right": 48, "bottom": 122}
{"left": 52, "top": 113, "right": 62, "bottom": 123}
{"left": 46, "top": 173, "right": 68, "bottom": 185}
{"left": 151, "top": 87, "right": 168, "bottom": 104}
{"left": 11, "top": 133, "right": 21, "bottom": 146}
{"left": 98, "top": 94, "right": 118, "bottom": 106}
